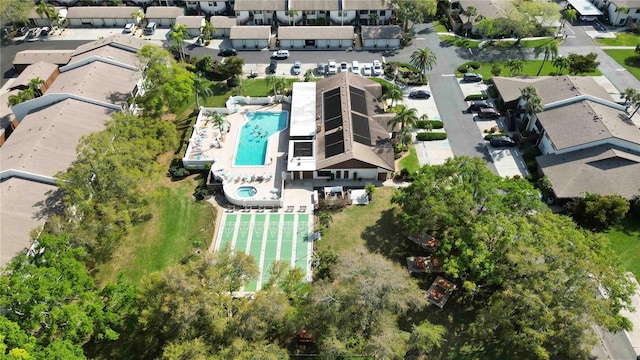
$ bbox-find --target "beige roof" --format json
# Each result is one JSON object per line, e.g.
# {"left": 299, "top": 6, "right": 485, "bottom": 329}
{"left": 537, "top": 145, "right": 640, "bottom": 199}
{"left": 537, "top": 100, "right": 640, "bottom": 150}
{"left": 210, "top": 16, "right": 238, "bottom": 28}
{"left": 0, "top": 178, "right": 60, "bottom": 267}
{"left": 13, "top": 50, "right": 73, "bottom": 67}
{"left": 314, "top": 72, "right": 394, "bottom": 171}
{"left": 1, "top": 99, "right": 114, "bottom": 176}
{"left": 72, "top": 34, "right": 149, "bottom": 58}
{"left": 145, "top": 6, "right": 184, "bottom": 18}
{"left": 47, "top": 61, "right": 138, "bottom": 105}
{"left": 66, "top": 6, "right": 142, "bottom": 19}
{"left": 454, "top": 0, "right": 510, "bottom": 19}
{"left": 68, "top": 43, "right": 140, "bottom": 66}
{"left": 361, "top": 25, "right": 402, "bottom": 39}
{"left": 278, "top": 26, "right": 354, "bottom": 40}
{"left": 176, "top": 15, "right": 205, "bottom": 29}
{"left": 11, "top": 62, "right": 59, "bottom": 90}
{"left": 234, "top": 0, "right": 286, "bottom": 11}
{"left": 343, "top": 0, "right": 393, "bottom": 10}
{"left": 229, "top": 25, "right": 271, "bottom": 39}
{"left": 492, "top": 76, "right": 614, "bottom": 104}
{"left": 290, "top": 0, "right": 340, "bottom": 10}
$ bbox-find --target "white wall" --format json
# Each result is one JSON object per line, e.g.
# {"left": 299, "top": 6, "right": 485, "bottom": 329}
{"left": 329, "top": 10, "right": 356, "bottom": 25}
{"left": 199, "top": 1, "right": 227, "bottom": 15}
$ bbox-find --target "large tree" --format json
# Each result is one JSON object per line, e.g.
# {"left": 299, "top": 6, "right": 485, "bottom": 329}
{"left": 410, "top": 47, "right": 437, "bottom": 76}
{"left": 388, "top": 104, "right": 418, "bottom": 132}
{"left": 621, "top": 87, "right": 640, "bottom": 118}
{"left": 552, "top": 55, "right": 571, "bottom": 74}
{"left": 391, "top": 157, "right": 634, "bottom": 358}
{"left": 35, "top": 1, "right": 57, "bottom": 27}
{"left": 568, "top": 52, "right": 600, "bottom": 75}
{"left": 392, "top": 0, "right": 437, "bottom": 31}
{"left": 0, "top": 0, "right": 34, "bottom": 25}
{"left": 168, "top": 24, "right": 190, "bottom": 61}
{"left": 534, "top": 41, "right": 559, "bottom": 75}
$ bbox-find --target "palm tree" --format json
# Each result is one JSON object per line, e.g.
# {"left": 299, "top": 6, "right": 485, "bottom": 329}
{"left": 202, "top": 20, "right": 215, "bottom": 41}
{"left": 169, "top": 24, "right": 190, "bottom": 61}
{"left": 463, "top": 6, "right": 478, "bottom": 37}
{"left": 317, "top": 211, "right": 333, "bottom": 230}
{"left": 211, "top": 112, "right": 225, "bottom": 132}
{"left": 35, "top": 1, "right": 57, "bottom": 27}
{"left": 27, "top": 77, "right": 45, "bottom": 97}
{"left": 560, "top": 8, "right": 577, "bottom": 29}
{"left": 368, "top": 12, "right": 379, "bottom": 25}
{"left": 381, "top": 85, "right": 403, "bottom": 108}
{"left": 7, "top": 89, "right": 34, "bottom": 107}
{"left": 506, "top": 59, "right": 525, "bottom": 76}
{"left": 410, "top": 48, "right": 437, "bottom": 77}
{"left": 397, "top": 125, "right": 413, "bottom": 149}
{"left": 194, "top": 73, "right": 213, "bottom": 108}
{"left": 534, "top": 41, "right": 559, "bottom": 76}
{"left": 388, "top": 104, "right": 418, "bottom": 132}
{"left": 621, "top": 88, "right": 640, "bottom": 118}
{"left": 552, "top": 55, "right": 570, "bottom": 75}
{"left": 520, "top": 85, "right": 543, "bottom": 127}
{"left": 286, "top": 9, "right": 299, "bottom": 26}
{"left": 131, "top": 10, "right": 144, "bottom": 26}
{"left": 266, "top": 75, "right": 286, "bottom": 96}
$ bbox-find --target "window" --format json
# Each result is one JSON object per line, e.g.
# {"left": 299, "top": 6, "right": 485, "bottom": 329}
{"left": 636, "top": 9, "right": 640, "bottom": 13}
{"left": 379, "top": 10, "right": 385, "bottom": 16}
{"left": 338, "top": 11, "right": 344, "bottom": 17}
{"left": 208, "top": 2, "right": 213, "bottom": 6}
{"left": 254, "top": 10, "right": 262, "bottom": 14}
{"left": 359, "top": 10, "right": 368, "bottom": 15}
{"left": 619, "top": 18, "right": 626, "bottom": 25}
{"left": 317, "top": 171, "right": 332, "bottom": 177}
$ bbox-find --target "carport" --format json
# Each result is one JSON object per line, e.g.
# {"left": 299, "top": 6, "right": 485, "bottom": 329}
{"left": 230, "top": 26, "right": 270, "bottom": 49}
{"left": 566, "top": 0, "right": 603, "bottom": 17}
{"left": 278, "top": 26, "right": 353, "bottom": 50}
{"left": 66, "top": 7, "right": 141, "bottom": 28}
{"left": 145, "top": 6, "right": 184, "bottom": 28}
{"left": 361, "top": 25, "right": 401, "bottom": 49}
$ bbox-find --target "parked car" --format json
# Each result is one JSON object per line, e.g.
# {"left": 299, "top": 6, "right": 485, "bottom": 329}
{"left": 292, "top": 61, "right": 302, "bottom": 75}
{"left": 477, "top": 107, "right": 501, "bottom": 119}
{"left": 317, "top": 62, "right": 326, "bottom": 76}
{"left": 463, "top": 73, "right": 483, "bottom": 82}
{"left": 351, "top": 60, "right": 360, "bottom": 74}
{"left": 580, "top": 16, "right": 597, "bottom": 21}
{"left": 124, "top": 23, "right": 135, "bottom": 33}
{"left": 40, "top": 27, "right": 51, "bottom": 36}
{"left": 408, "top": 90, "right": 431, "bottom": 99}
{"left": 16, "top": 26, "right": 29, "bottom": 37}
{"left": 218, "top": 48, "right": 238, "bottom": 56}
{"left": 340, "top": 62, "right": 348, "bottom": 72}
{"left": 26, "top": 28, "right": 39, "bottom": 39}
{"left": 372, "top": 60, "right": 383, "bottom": 76}
{"left": 145, "top": 22, "right": 157, "bottom": 35}
{"left": 327, "top": 60, "right": 338, "bottom": 75}
{"left": 361, "top": 64, "right": 372, "bottom": 76}
{"left": 469, "top": 100, "right": 494, "bottom": 111}
{"left": 489, "top": 136, "right": 516, "bottom": 147}
{"left": 272, "top": 50, "right": 290, "bottom": 59}
{"left": 267, "top": 59, "right": 277, "bottom": 74}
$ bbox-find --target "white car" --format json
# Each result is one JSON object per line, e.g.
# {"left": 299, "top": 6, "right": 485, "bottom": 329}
{"left": 327, "top": 60, "right": 338, "bottom": 75}
{"left": 351, "top": 61, "right": 360, "bottom": 74}
{"left": 124, "top": 23, "right": 136, "bottom": 33}
{"left": 272, "top": 50, "right": 290, "bottom": 59}
{"left": 362, "top": 64, "right": 372, "bottom": 76}
{"left": 372, "top": 60, "right": 383, "bottom": 76}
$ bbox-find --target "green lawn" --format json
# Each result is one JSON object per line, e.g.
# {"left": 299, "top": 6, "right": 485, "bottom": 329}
{"left": 439, "top": 35, "right": 481, "bottom": 49}
{"left": 596, "top": 31, "right": 640, "bottom": 46}
{"left": 398, "top": 143, "right": 419, "bottom": 174}
{"left": 456, "top": 60, "right": 602, "bottom": 80}
{"left": 433, "top": 20, "right": 450, "bottom": 33}
{"left": 96, "top": 178, "right": 216, "bottom": 285}
{"left": 603, "top": 49, "right": 640, "bottom": 81}
{"left": 605, "top": 216, "right": 640, "bottom": 279}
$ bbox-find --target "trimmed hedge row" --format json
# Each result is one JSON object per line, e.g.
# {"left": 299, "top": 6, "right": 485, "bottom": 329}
{"left": 416, "top": 120, "right": 444, "bottom": 129}
{"left": 465, "top": 94, "right": 488, "bottom": 101}
{"left": 417, "top": 132, "right": 448, "bottom": 141}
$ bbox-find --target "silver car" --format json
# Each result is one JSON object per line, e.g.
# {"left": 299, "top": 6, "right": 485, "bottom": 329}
{"left": 292, "top": 61, "right": 302, "bottom": 75}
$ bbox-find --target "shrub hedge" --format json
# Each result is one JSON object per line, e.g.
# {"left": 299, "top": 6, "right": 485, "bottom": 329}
{"left": 416, "top": 120, "right": 444, "bottom": 129}
{"left": 458, "top": 67, "right": 468, "bottom": 73}
{"left": 417, "top": 132, "right": 448, "bottom": 141}
{"left": 465, "top": 94, "right": 488, "bottom": 101}
{"left": 468, "top": 61, "right": 481, "bottom": 69}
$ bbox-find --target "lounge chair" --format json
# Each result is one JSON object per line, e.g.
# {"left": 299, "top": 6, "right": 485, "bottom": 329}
{"left": 286, "top": 205, "right": 294, "bottom": 212}
{"left": 299, "top": 205, "right": 307, "bottom": 213}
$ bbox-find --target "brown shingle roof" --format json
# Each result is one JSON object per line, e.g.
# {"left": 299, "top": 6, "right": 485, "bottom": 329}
{"left": 176, "top": 15, "right": 205, "bottom": 29}
{"left": 10, "top": 62, "right": 59, "bottom": 90}
{"left": 361, "top": 25, "right": 402, "bottom": 39}
{"left": 145, "top": 6, "right": 184, "bottom": 18}
{"left": 13, "top": 50, "right": 73, "bottom": 67}
{"left": 343, "top": 0, "right": 393, "bottom": 10}
{"left": 537, "top": 145, "right": 640, "bottom": 199}
{"left": 71, "top": 34, "right": 149, "bottom": 58}
{"left": 290, "top": 0, "right": 340, "bottom": 10}
{"left": 278, "top": 26, "right": 353, "bottom": 40}
{"left": 229, "top": 26, "right": 271, "bottom": 39}
{"left": 210, "top": 16, "right": 238, "bottom": 28}
{"left": 234, "top": 0, "right": 286, "bottom": 11}
{"left": 66, "top": 6, "right": 141, "bottom": 19}
{"left": 454, "top": 0, "right": 509, "bottom": 19}
{"left": 492, "top": 76, "right": 615, "bottom": 104}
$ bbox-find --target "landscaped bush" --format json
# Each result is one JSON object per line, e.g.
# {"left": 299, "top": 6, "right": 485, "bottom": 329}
{"left": 227, "top": 76, "right": 241, "bottom": 87}
{"left": 416, "top": 120, "right": 444, "bottom": 129}
{"left": 468, "top": 61, "right": 481, "bottom": 69}
{"left": 416, "top": 132, "right": 448, "bottom": 141}
{"left": 465, "top": 94, "right": 488, "bottom": 101}
{"left": 458, "top": 67, "right": 468, "bottom": 73}
{"left": 396, "top": 62, "right": 420, "bottom": 73}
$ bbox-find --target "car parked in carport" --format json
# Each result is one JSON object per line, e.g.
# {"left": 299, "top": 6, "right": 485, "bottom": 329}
{"left": 489, "top": 136, "right": 516, "bottom": 147}
{"left": 477, "top": 107, "right": 501, "bottom": 119}
{"left": 469, "top": 100, "right": 494, "bottom": 111}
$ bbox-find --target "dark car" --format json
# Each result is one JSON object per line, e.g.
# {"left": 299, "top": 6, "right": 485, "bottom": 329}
{"left": 40, "top": 27, "right": 51, "bottom": 36}
{"left": 16, "top": 26, "right": 29, "bottom": 37}
{"left": 267, "top": 59, "right": 277, "bottom": 74}
{"left": 408, "top": 90, "right": 431, "bottom": 99}
{"left": 218, "top": 48, "right": 238, "bottom": 57}
{"left": 463, "top": 73, "right": 483, "bottom": 82}
{"left": 477, "top": 107, "right": 501, "bottom": 119}
{"left": 489, "top": 136, "right": 516, "bottom": 147}
{"left": 469, "top": 100, "right": 494, "bottom": 111}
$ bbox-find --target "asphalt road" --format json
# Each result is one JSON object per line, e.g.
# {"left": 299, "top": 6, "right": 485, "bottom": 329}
{"left": 0, "top": 39, "right": 91, "bottom": 87}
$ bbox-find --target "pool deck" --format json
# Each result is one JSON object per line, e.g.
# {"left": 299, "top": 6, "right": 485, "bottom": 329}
{"left": 206, "top": 103, "right": 295, "bottom": 206}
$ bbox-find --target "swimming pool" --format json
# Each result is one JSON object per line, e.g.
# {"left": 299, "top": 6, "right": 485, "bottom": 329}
{"left": 235, "top": 186, "right": 258, "bottom": 198}
{"left": 235, "top": 111, "right": 288, "bottom": 166}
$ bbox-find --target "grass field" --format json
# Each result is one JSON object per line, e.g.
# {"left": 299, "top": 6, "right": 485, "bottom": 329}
{"left": 603, "top": 49, "right": 640, "bottom": 81}
{"left": 456, "top": 60, "right": 602, "bottom": 80}
{"left": 433, "top": 20, "right": 449, "bottom": 33}
{"left": 398, "top": 143, "right": 420, "bottom": 174}
{"left": 491, "top": 38, "right": 559, "bottom": 49}
{"left": 596, "top": 31, "right": 640, "bottom": 46}
{"left": 605, "top": 216, "right": 640, "bottom": 279}
{"left": 439, "top": 35, "right": 481, "bottom": 49}
{"left": 96, "top": 177, "right": 216, "bottom": 285}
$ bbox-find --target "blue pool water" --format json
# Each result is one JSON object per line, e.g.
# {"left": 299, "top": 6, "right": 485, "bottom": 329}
{"left": 235, "top": 111, "right": 288, "bottom": 166}
{"left": 235, "top": 186, "right": 258, "bottom": 198}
